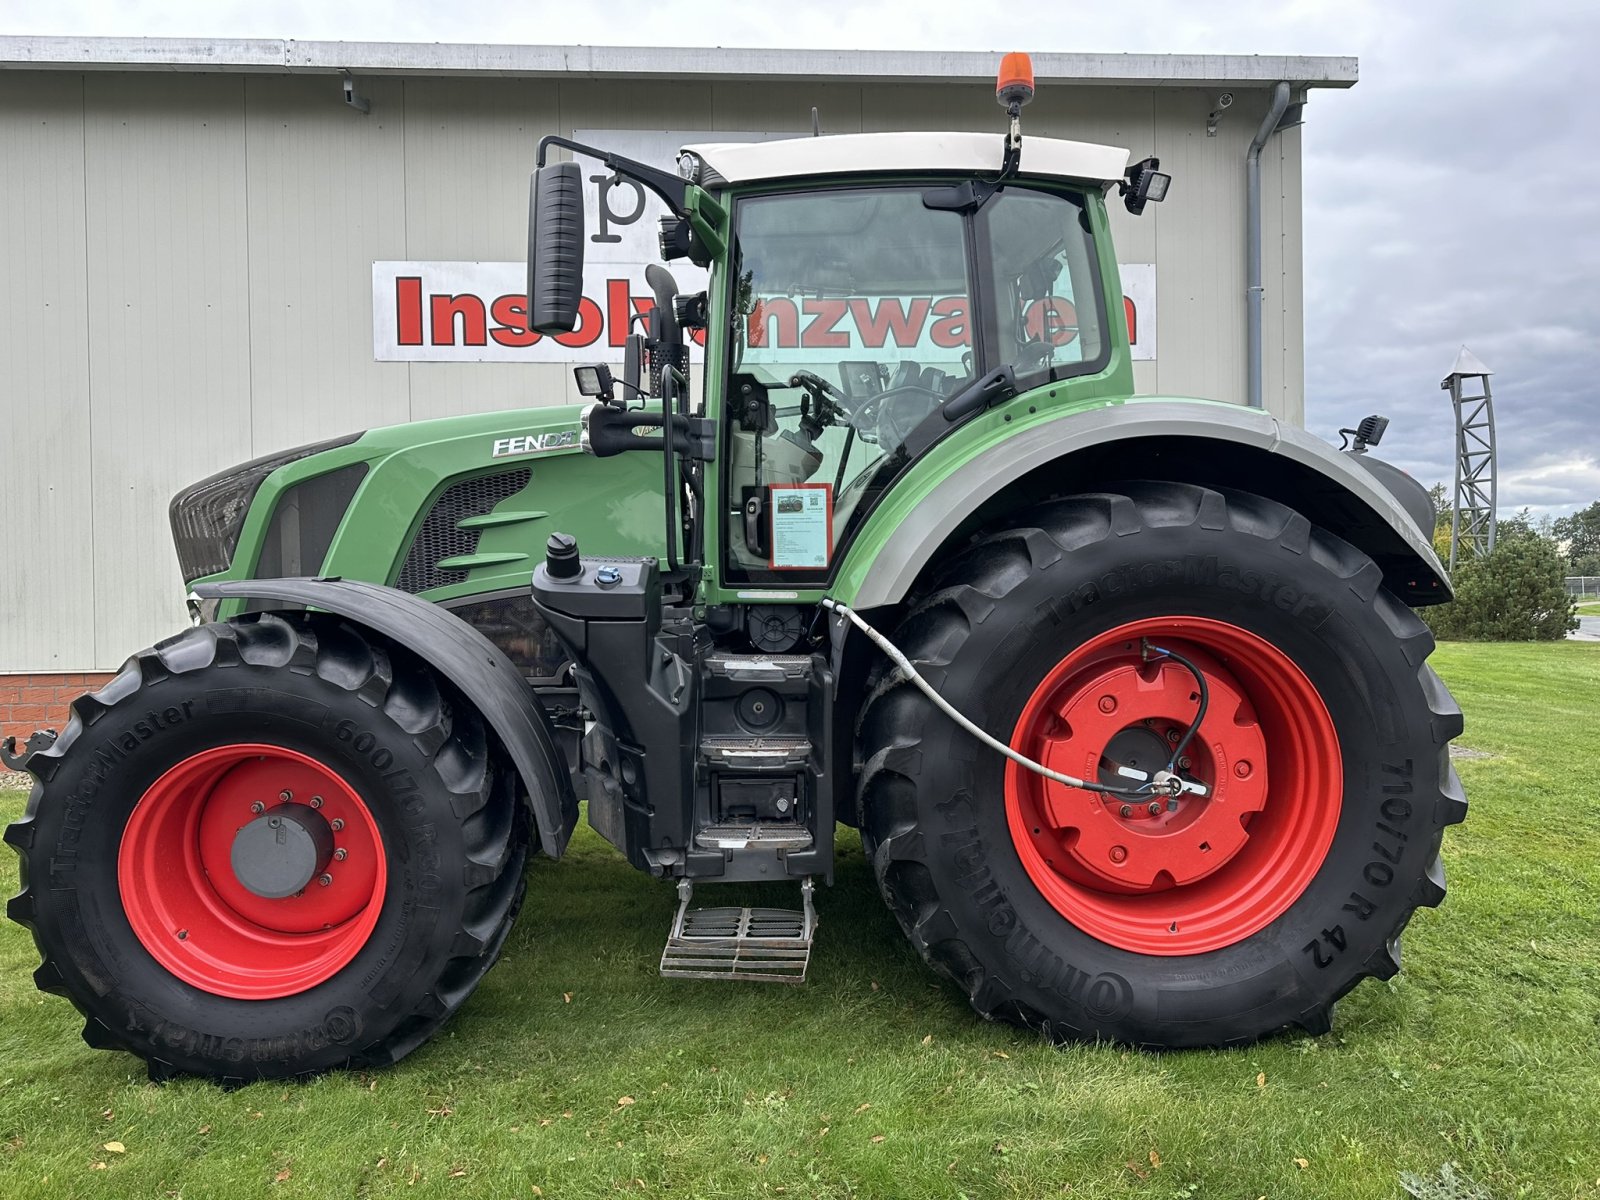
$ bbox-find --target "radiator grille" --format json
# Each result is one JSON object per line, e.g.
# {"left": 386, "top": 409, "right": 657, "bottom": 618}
{"left": 394, "top": 469, "right": 531, "bottom": 594}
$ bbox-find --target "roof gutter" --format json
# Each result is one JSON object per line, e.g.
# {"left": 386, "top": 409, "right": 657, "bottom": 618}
{"left": 1245, "top": 81, "right": 1293, "bottom": 410}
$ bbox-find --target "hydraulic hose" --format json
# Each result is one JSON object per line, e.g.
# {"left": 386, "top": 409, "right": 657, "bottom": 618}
{"left": 822, "top": 598, "right": 1204, "bottom": 799}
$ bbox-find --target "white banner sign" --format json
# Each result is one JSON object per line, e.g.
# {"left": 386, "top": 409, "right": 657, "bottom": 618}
{"left": 371, "top": 129, "right": 1157, "bottom": 363}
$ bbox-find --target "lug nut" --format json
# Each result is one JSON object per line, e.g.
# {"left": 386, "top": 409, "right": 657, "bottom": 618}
{"left": 318, "top": 873, "right": 333, "bottom": 887}
{"left": 1177, "top": 756, "right": 1192, "bottom": 770}
{"left": 1119, "top": 804, "right": 1133, "bottom": 818}
{"left": 309, "top": 796, "right": 323, "bottom": 809}
{"left": 1148, "top": 801, "right": 1163, "bottom": 816}
{"left": 250, "top": 800, "right": 265, "bottom": 814}
{"left": 1234, "top": 760, "right": 1253, "bottom": 779}
{"left": 330, "top": 818, "right": 345, "bottom": 832}
{"left": 1109, "top": 845, "right": 1128, "bottom": 864}
{"left": 279, "top": 790, "right": 292, "bottom": 802}
{"left": 1097, "top": 695, "right": 1117, "bottom": 714}
{"left": 333, "top": 848, "right": 348, "bottom": 861}
{"left": 1166, "top": 729, "right": 1181, "bottom": 744}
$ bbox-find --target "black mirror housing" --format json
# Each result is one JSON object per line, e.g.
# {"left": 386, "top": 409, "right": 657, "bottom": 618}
{"left": 528, "top": 161, "right": 585, "bottom": 334}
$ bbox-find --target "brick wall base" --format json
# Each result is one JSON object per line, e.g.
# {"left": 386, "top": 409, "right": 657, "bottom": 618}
{"left": 1, "top": 673, "right": 118, "bottom": 744}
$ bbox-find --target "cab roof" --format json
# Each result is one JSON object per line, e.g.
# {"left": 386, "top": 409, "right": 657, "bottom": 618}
{"left": 681, "top": 131, "right": 1130, "bottom": 189}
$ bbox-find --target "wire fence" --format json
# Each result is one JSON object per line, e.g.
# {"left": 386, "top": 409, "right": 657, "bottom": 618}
{"left": 1566, "top": 577, "right": 1600, "bottom": 599}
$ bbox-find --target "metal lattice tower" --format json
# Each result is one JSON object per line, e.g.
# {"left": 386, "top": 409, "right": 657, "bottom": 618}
{"left": 1442, "top": 346, "right": 1497, "bottom": 571}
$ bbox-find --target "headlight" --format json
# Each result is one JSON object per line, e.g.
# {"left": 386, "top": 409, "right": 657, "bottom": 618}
{"left": 168, "top": 433, "right": 362, "bottom": 582}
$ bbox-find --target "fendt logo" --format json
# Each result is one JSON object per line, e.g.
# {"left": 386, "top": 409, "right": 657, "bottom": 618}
{"left": 491, "top": 431, "right": 580, "bottom": 458}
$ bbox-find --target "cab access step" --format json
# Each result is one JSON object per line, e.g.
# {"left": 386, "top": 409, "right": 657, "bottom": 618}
{"left": 660, "top": 877, "right": 818, "bottom": 984}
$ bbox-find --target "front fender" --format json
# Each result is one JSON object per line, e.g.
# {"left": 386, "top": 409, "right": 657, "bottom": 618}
{"left": 194, "top": 578, "right": 577, "bottom": 857}
{"left": 834, "top": 399, "right": 1450, "bottom": 609}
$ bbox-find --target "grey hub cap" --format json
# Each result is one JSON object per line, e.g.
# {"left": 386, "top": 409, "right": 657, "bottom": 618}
{"left": 231, "top": 805, "right": 336, "bottom": 899}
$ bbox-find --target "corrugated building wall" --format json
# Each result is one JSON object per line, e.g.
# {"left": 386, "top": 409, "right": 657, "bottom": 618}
{"left": 0, "top": 42, "right": 1348, "bottom": 678}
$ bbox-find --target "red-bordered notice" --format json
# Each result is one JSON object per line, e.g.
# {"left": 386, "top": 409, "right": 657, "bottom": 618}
{"left": 768, "top": 484, "right": 834, "bottom": 571}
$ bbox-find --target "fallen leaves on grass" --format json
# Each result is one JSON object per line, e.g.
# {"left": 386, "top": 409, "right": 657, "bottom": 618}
{"left": 616, "top": 1096, "right": 636, "bottom": 1108}
{"left": 853, "top": 1103, "right": 871, "bottom": 1115}
{"left": 871, "top": 1134, "right": 885, "bottom": 1144}
{"left": 1126, "top": 1160, "right": 1149, "bottom": 1181}
{"left": 427, "top": 1103, "right": 455, "bottom": 1118}
{"left": 103, "top": 1142, "right": 125, "bottom": 1154}
{"left": 563, "top": 992, "right": 573, "bottom": 1004}
{"left": 1257, "top": 1072, "right": 1267, "bottom": 1088}
{"left": 274, "top": 1167, "right": 291, "bottom": 1183}
{"left": 1148, "top": 1149, "right": 1161, "bottom": 1168}
{"left": 1294, "top": 1157, "right": 1310, "bottom": 1169}
{"left": 921, "top": 1034, "right": 934, "bottom": 1046}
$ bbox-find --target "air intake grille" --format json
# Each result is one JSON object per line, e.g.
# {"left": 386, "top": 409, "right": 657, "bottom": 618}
{"left": 395, "top": 468, "right": 531, "bottom": 594}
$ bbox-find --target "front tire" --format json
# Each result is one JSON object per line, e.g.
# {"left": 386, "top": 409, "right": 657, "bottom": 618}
{"left": 5, "top": 612, "right": 528, "bottom": 1081}
{"left": 856, "top": 482, "right": 1466, "bottom": 1047}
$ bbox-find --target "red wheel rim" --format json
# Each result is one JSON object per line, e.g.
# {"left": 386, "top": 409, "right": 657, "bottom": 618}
{"left": 1006, "top": 617, "right": 1341, "bottom": 955}
{"left": 118, "top": 744, "right": 387, "bottom": 999}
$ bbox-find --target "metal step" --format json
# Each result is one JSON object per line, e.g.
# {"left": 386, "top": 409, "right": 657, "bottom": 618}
{"left": 700, "top": 734, "right": 811, "bottom": 769}
{"left": 694, "top": 821, "right": 814, "bottom": 851}
{"left": 660, "top": 878, "right": 817, "bottom": 984}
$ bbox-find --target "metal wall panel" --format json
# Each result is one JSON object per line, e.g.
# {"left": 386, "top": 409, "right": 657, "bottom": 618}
{"left": 0, "top": 74, "right": 97, "bottom": 669}
{"left": 1, "top": 70, "right": 1306, "bottom": 671}
{"left": 404, "top": 78, "right": 581, "bottom": 421}
{"left": 83, "top": 75, "right": 254, "bottom": 658}
{"left": 244, "top": 74, "right": 410, "bottom": 449}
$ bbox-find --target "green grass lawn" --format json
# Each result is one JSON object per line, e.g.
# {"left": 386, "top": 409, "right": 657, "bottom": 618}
{"left": 3, "top": 642, "right": 1599, "bottom": 1199}
{"left": 1576, "top": 600, "right": 1600, "bottom": 616}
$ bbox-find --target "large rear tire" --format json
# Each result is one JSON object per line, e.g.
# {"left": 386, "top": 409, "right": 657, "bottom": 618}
{"left": 856, "top": 482, "right": 1466, "bottom": 1047}
{"left": 4, "top": 612, "right": 528, "bottom": 1081}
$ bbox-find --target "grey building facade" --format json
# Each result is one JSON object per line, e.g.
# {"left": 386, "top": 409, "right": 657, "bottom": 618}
{"left": 0, "top": 38, "right": 1355, "bottom": 676}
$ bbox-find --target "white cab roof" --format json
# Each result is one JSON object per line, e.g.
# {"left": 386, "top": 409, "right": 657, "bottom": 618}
{"left": 682, "top": 132, "right": 1130, "bottom": 188}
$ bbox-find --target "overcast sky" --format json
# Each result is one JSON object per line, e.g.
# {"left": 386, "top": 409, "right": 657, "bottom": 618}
{"left": 6, "top": 0, "right": 1596, "bottom": 516}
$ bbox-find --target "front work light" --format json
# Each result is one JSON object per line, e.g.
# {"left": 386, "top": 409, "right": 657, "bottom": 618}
{"left": 574, "top": 363, "right": 616, "bottom": 402}
{"left": 1121, "top": 156, "right": 1172, "bottom": 216}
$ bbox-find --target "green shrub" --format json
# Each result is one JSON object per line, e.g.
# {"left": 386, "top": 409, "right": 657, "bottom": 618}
{"left": 1423, "top": 532, "right": 1577, "bottom": 641}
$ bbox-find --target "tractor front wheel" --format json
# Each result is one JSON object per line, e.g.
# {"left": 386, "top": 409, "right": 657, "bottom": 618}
{"left": 856, "top": 482, "right": 1465, "bottom": 1047}
{"left": 5, "top": 612, "right": 528, "bottom": 1081}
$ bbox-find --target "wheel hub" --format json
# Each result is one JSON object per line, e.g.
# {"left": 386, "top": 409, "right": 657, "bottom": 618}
{"left": 1036, "top": 655, "right": 1268, "bottom": 890}
{"left": 230, "top": 805, "right": 335, "bottom": 899}
{"left": 1006, "top": 617, "right": 1342, "bottom": 956}
{"left": 118, "top": 744, "right": 387, "bottom": 999}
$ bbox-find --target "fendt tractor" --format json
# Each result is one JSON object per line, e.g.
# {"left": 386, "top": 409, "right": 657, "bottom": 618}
{"left": 5, "top": 55, "right": 1464, "bottom": 1082}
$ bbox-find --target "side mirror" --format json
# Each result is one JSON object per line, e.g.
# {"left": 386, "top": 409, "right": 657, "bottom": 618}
{"left": 527, "top": 161, "right": 585, "bottom": 334}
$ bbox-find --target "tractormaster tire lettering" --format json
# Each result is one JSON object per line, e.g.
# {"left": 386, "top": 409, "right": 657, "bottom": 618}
{"left": 856, "top": 482, "right": 1466, "bottom": 1047}
{"left": 4, "top": 612, "right": 528, "bottom": 1082}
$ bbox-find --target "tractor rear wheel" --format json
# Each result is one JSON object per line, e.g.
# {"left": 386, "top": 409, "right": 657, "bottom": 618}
{"left": 856, "top": 482, "right": 1465, "bottom": 1047}
{"left": 4, "top": 612, "right": 528, "bottom": 1081}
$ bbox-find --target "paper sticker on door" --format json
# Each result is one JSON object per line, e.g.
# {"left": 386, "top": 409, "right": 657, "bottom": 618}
{"left": 769, "top": 484, "right": 833, "bottom": 571}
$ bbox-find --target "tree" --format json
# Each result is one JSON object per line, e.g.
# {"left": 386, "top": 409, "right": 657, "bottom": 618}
{"left": 1553, "top": 500, "right": 1600, "bottom": 568}
{"left": 1424, "top": 526, "right": 1578, "bottom": 641}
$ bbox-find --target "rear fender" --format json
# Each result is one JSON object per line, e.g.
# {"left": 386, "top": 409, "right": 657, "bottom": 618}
{"left": 833, "top": 401, "right": 1450, "bottom": 610}
{"left": 195, "top": 578, "right": 577, "bottom": 857}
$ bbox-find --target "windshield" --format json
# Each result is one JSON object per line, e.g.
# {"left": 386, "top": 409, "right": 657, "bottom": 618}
{"left": 724, "top": 182, "right": 1104, "bottom": 582}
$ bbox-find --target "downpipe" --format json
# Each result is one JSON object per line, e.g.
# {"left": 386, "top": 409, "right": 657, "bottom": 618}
{"left": 1246, "top": 81, "right": 1293, "bottom": 410}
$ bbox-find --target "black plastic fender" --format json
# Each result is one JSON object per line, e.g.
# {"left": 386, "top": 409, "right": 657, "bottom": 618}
{"left": 195, "top": 578, "right": 577, "bottom": 857}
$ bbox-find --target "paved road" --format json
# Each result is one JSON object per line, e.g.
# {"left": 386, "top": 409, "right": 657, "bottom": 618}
{"left": 1572, "top": 614, "right": 1600, "bottom": 642}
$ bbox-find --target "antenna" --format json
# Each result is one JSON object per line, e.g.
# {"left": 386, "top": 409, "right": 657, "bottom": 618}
{"left": 811, "top": 106, "right": 821, "bottom": 137}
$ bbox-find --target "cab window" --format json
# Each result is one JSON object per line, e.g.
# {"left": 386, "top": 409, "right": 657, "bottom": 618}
{"left": 721, "top": 183, "right": 1104, "bottom": 584}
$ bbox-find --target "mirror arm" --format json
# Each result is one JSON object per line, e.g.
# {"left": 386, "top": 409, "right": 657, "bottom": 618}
{"left": 536, "top": 135, "right": 690, "bottom": 218}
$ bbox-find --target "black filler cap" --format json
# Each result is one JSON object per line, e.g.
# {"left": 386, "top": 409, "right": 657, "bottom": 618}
{"left": 545, "top": 532, "right": 582, "bottom": 580}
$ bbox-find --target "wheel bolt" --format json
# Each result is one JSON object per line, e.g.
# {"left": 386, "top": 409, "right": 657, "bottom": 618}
{"left": 1119, "top": 804, "right": 1133, "bottom": 818}
{"left": 330, "top": 818, "right": 345, "bottom": 832}
{"left": 1109, "top": 845, "right": 1128, "bottom": 864}
{"left": 1166, "top": 729, "right": 1181, "bottom": 744}
{"left": 333, "top": 848, "right": 348, "bottom": 861}
{"left": 279, "top": 790, "right": 292, "bottom": 802}
{"left": 250, "top": 800, "right": 265, "bottom": 814}
{"left": 1177, "top": 756, "right": 1192, "bottom": 770}
{"left": 318, "top": 873, "right": 333, "bottom": 887}
{"left": 309, "top": 796, "right": 323, "bottom": 809}
{"left": 1097, "top": 695, "right": 1117, "bottom": 714}
{"left": 1234, "top": 760, "right": 1253, "bottom": 779}
{"left": 1147, "top": 801, "right": 1163, "bottom": 817}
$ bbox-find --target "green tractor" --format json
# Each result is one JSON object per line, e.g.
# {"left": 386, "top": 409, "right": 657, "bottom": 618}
{"left": 5, "top": 57, "right": 1463, "bottom": 1082}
